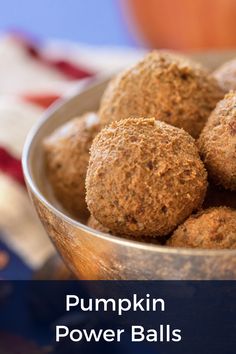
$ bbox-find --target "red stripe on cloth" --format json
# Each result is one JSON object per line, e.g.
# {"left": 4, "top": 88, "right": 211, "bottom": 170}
{"left": 0, "top": 148, "right": 25, "bottom": 186}
{"left": 21, "top": 93, "right": 61, "bottom": 108}
{"left": 12, "top": 34, "right": 94, "bottom": 80}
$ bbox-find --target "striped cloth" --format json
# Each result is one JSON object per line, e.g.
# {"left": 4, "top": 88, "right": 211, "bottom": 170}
{"left": 0, "top": 33, "right": 144, "bottom": 274}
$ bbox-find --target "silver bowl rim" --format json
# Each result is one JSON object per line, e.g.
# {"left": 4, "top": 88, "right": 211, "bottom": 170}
{"left": 22, "top": 78, "right": 236, "bottom": 258}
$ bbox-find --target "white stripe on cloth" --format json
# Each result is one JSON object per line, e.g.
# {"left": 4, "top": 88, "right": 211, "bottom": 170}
{"left": 0, "top": 173, "right": 55, "bottom": 268}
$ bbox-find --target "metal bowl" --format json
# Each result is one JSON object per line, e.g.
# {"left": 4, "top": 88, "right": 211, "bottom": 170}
{"left": 22, "top": 52, "right": 236, "bottom": 280}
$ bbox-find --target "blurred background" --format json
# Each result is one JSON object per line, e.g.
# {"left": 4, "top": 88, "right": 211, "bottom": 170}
{"left": 1, "top": 0, "right": 236, "bottom": 280}
{"left": 2, "top": 0, "right": 236, "bottom": 49}
{"left": 0, "top": 0, "right": 135, "bottom": 47}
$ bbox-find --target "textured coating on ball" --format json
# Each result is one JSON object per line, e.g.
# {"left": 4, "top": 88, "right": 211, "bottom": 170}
{"left": 99, "top": 51, "right": 223, "bottom": 138}
{"left": 44, "top": 112, "right": 100, "bottom": 219}
{"left": 198, "top": 92, "right": 236, "bottom": 191}
{"left": 167, "top": 207, "right": 236, "bottom": 249}
{"left": 86, "top": 118, "right": 208, "bottom": 238}
{"left": 87, "top": 215, "right": 163, "bottom": 245}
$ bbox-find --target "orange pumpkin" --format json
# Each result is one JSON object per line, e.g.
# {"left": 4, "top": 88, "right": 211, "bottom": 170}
{"left": 123, "top": 0, "right": 236, "bottom": 50}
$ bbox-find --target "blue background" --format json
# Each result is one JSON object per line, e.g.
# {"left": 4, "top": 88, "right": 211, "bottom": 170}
{"left": 0, "top": 0, "right": 136, "bottom": 46}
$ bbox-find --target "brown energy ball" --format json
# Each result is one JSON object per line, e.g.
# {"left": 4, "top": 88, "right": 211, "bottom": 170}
{"left": 99, "top": 51, "right": 223, "bottom": 138}
{"left": 167, "top": 207, "right": 236, "bottom": 249}
{"left": 213, "top": 59, "right": 236, "bottom": 92}
{"left": 87, "top": 215, "right": 163, "bottom": 245}
{"left": 198, "top": 92, "right": 236, "bottom": 191}
{"left": 44, "top": 112, "right": 100, "bottom": 220}
{"left": 86, "top": 117, "right": 207, "bottom": 238}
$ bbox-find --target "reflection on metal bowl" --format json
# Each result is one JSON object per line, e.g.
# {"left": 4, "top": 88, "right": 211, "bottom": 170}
{"left": 22, "top": 52, "right": 236, "bottom": 279}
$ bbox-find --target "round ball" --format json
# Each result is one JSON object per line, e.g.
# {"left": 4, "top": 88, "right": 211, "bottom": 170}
{"left": 86, "top": 118, "right": 208, "bottom": 238}
{"left": 213, "top": 59, "right": 236, "bottom": 93}
{"left": 87, "top": 215, "right": 163, "bottom": 245}
{"left": 198, "top": 92, "right": 236, "bottom": 191}
{"left": 44, "top": 112, "right": 100, "bottom": 219}
{"left": 167, "top": 207, "right": 236, "bottom": 249}
{"left": 99, "top": 51, "right": 223, "bottom": 138}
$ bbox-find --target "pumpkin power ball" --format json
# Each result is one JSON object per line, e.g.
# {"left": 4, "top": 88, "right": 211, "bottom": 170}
{"left": 213, "top": 59, "right": 236, "bottom": 93}
{"left": 198, "top": 92, "right": 236, "bottom": 191}
{"left": 44, "top": 112, "right": 100, "bottom": 220}
{"left": 167, "top": 207, "right": 236, "bottom": 249}
{"left": 86, "top": 118, "right": 207, "bottom": 238}
{"left": 87, "top": 215, "right": 163, "bottom": 245}
{"left": 99, "top": 51, "right": 223, "bottom": 138}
